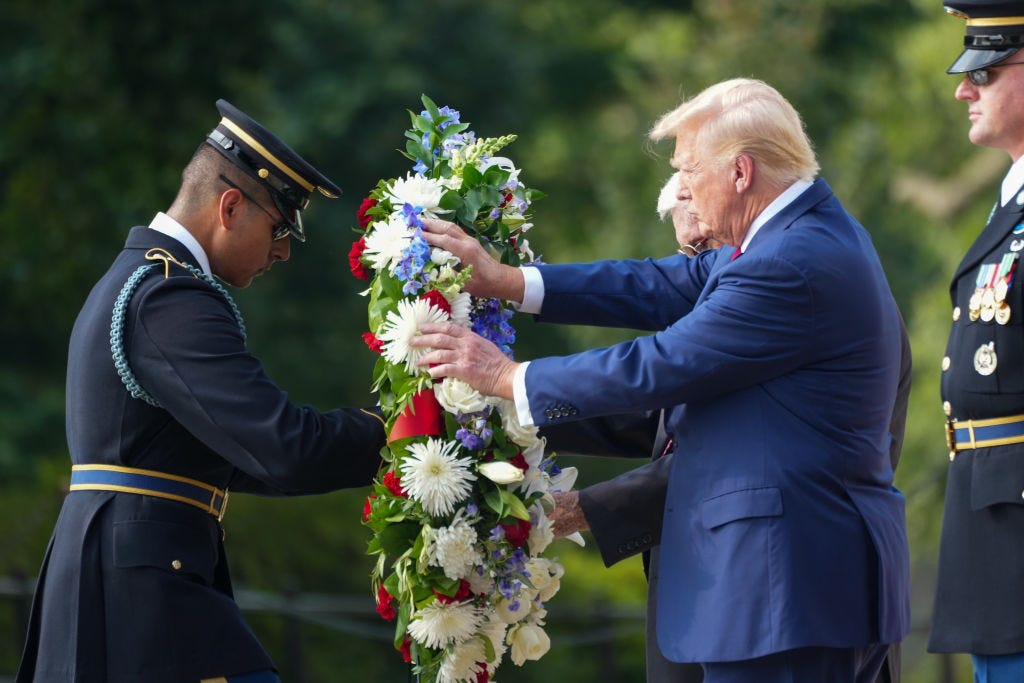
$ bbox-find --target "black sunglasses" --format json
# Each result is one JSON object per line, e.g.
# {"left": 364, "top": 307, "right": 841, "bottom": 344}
{"left": 218, "top": 175, "right": 304, "bottom": 242}
{"left": 966, "top": 61, "right": 1024, "bottom": 86}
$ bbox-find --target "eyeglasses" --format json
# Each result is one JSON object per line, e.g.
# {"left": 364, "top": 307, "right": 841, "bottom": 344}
{"left": 218, "top": 175, "right": 304, "bottom": 242}
{"left": 966, "top": 61, "right": 1024, "bottom": 86}
{"left": 677, "top": 240, "right": 707, "bottom": 257}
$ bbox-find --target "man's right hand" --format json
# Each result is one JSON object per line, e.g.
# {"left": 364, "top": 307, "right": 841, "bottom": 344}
{"left": 420, "top": 217, "right": 526, "bottom": 302}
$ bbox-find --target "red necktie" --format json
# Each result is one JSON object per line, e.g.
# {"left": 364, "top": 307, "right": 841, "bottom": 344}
{"left": 731, "top": 247, "right": 742, "bottom": 261}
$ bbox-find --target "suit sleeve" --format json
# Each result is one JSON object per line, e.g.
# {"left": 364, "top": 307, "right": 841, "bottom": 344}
{"left": 539, "top": 411, "right": 659, "bottom": 458}
{"left": 579, "top": 452, "right": 673, "bottom": 567}
{"left": 130, "top": 277, "right": 385, "bottom": 495}
{"left": 527, "top": 253, "right": 817, "bottom": 423}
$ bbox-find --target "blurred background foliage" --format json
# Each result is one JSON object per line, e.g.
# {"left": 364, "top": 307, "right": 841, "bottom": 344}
{"left": 0, "top": 0, "right": 993, "bottom": 680}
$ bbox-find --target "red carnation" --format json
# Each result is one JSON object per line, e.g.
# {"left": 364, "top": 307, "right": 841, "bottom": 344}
{"left": 376, "top": 584, "right": 397, "bottom": 621}
{"left": 362, "top": 331, "right": 385, "bottom": 354}
{"left": 501, "top": 518, "right": 532, "bottom": 548}
{"left": 434, "top": 579, "right": 472, "bottom": 604}
{"left": 349, "top": 237, "right": 371, "bottom": 280}
{"left": 420, "top": 289, "right": 451, "bottom": 315}
{"left": 357, "top": 197, "right": 378, "bottom": 229}
{"left": 398, "top": 637, "right": 413, "bottom": 663}
{"left": 383, "top": 469, "right": 408, "bottom": 498}
{"left": 362, "top": 494, "right": 376, "bottom": 522}
{"left": 509, "top": 452, "right": 528, "bottom": 472}
{"left": 474, "top": 665, "right": 490, "bottom": 683}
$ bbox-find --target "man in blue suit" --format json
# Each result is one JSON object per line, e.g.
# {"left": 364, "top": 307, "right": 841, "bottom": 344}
{"left": 412, "top": 79, "right": 910, "bottom": 682}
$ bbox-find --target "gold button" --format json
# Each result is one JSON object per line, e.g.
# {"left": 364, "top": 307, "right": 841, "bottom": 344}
{"left": 953, "top": 306, "right": 961, "bottom": 321}
{"left": 171, "top": 559, "right": 182, "bottom": 571}
{"left": 942, "top": 356, "right": 951, "bottom": 371}
{"left": 943, "top": 401, "right": 952, "bottom": 416}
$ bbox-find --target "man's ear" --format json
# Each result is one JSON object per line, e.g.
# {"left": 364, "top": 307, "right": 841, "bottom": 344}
{"left": 219, "top": 188, "right": 244, "bottom": 229}
{"left": 733, "top": 154, "right": 755, "bottom": 194}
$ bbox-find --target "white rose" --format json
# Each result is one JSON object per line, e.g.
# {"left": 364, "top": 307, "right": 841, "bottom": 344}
{"left": 494, "top": 595, "right": 534, "bottom": 624}
{"left": 527, "top": 558, "right": 563, "bottom": 602}
{"left": 435, "top": 377, "right": 491, "bottom": 415}
{"left": 498, "top": 399, "right": 541, "bottom": 448}
{"left": 507, "top": 622, "right": 551, "bottom": 665}
{"left": 478, "top": 460, "right": 525, "bottom": 485}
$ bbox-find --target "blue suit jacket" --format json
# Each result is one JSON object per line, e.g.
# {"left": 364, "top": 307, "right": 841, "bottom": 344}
{"left": 525, "top": 179, "right": 910, "bottom": 663}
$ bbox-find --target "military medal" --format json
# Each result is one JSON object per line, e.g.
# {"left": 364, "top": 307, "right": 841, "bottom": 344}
{"left": 996, "top": 303, "right": 1012, "bottom": 325}
{"left": 974, "top": 342, "right": 998, "bottom": 375}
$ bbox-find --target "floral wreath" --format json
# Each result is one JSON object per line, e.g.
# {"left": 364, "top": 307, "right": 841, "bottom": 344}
{"left": 350, "top": 96, "right": 578, "bottom": 683}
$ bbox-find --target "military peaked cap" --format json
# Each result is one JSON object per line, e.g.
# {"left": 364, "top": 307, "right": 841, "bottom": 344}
{"left": 206, "top": 99, "right": 341, "bottom": 241}
{"left": 945, "top": 0, "right": 1024, "bottom": 72}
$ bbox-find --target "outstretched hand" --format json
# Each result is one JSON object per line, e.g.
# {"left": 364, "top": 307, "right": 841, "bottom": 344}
{"left": 412, "top": 322, "right": 519, "bottom": 399}
{"left": 420, "top": 218, "right": 526, "bottom": 302}
{"left": 549, "top": 491, "right": 589, "bottom": 537}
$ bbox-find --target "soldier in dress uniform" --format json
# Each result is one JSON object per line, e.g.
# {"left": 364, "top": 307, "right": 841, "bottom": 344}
{"left": 16, "top": 100, "right": 386, "bottom": 683}
{"left": 930, "top": 3, "right": 1024, "bottom": 681}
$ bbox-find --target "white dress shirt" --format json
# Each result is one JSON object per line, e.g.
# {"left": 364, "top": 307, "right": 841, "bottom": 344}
{"left": 148, "top": 212, "right": 212, "bottom": 277}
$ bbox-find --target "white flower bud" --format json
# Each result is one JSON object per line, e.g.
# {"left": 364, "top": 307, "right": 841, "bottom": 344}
{"left": 478, "top": 460, "right": 525, "bottom": 485}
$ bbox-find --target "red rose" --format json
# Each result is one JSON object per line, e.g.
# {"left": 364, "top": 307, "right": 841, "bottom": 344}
{"left": 362, "top": 332, "right": 385, "bottom": 354}
{"left": 362, "top": 494, "right": 376, "bottom": 522}
{"left": 376, "top": 584, "right": 397, "bottom": 621}
{"left": 434, "top": 579, "right": 472, "bottom": 604}
{"left": 398, "top": 637, "right": 413, "bottom": 663}
{"left": 420, "top": 289, "right": 451, "bottom": 316}
{"left": 349, "top": 238, "right": 371, "bottom": 280}
{"left": 383, "top": 469, "right": 408, "bottom": 497}
{"left": 501, "top": 518, "right": 532, "bottom": 548}
{"left": 508, "top": 452, "right": 528, "bottom": 472}
{"left": 357, "top": 197, "right": 378, "bottom": 230}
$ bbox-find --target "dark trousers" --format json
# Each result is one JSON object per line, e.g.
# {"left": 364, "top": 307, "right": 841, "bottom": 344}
{"left": 700, "top": 643, "right": 889, "bottom": 683}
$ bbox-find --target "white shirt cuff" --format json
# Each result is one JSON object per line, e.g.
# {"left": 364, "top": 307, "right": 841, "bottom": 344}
{"left": 512, "top": 361, "right": 535, "bottom": 427}
{"left": 515, "top": 266, "right": 545, "bottom": 314}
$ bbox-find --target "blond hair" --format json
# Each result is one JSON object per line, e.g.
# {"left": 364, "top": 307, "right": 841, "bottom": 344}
{"left": 649, "top": 79, "right": 819, "bottom": 189}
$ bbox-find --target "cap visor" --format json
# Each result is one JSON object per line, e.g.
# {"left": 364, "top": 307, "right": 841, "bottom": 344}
{"left": 947, "top": 47, "right": 1020, "bottom": 73}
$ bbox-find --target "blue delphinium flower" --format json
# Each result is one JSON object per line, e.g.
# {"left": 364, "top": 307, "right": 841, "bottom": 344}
{"left": 471, "top": 298, "right": 517, "bottom": 358}
{"left": 393, "top": 221, "right": 433, "bottom": 295}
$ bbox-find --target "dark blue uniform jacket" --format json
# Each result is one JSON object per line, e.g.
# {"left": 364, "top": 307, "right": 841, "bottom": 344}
{"left": 18, "top": 226, "right": 385, "bottom": 682}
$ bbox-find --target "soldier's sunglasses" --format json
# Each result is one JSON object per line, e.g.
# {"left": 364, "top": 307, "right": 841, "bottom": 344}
{"left": 218, "top": 175, "right": 302, "bottom": 242}
{"left": 967, "top": 61, "right": 1024, "bottom": 86}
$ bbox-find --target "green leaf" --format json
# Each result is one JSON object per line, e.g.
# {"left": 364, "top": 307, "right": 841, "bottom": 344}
{"left": 500, "top": 489, "right": 531, "bottom": 521}
{"left": 378, "top": 520, "right": 420, "bottom": 558}
{"left": 483, "top": 488, "right": 506, "bottom": 517}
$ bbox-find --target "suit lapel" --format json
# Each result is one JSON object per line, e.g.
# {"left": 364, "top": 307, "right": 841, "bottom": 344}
{"left": 951, "top": 196, "right": 1024, "bottom": 286}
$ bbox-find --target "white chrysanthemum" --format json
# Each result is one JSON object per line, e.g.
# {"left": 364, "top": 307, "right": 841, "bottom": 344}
{"left": 438, "top": 636, "right": 487, "bottom": 683}
{"left": 424, "top": 512, "right": 484, "bottom": 580}
{"left": 407, "top": 600, "right": 484, "bottom": 650}
{"left": 400, "top": 438, "right": 476, "bottom": 517}
{"left": 362, "top": 213, "right": 415, "bottom": 274}
{"left": 445, "top": 291, "right": 472, "bottom": 327}
{"left": 479, "top": 616, "right": 509, "bottom": 666}
{"left": 497, "top": 399, "right": 541, "bottom": 448}
{"left": 386, "top": 173, "right": 449, "bottom": 218}
{"left": 378, "top": 298, "right": 450, "bottom": 373}
{"left": 434, "top": 377, "right": 491, "bottom": 415}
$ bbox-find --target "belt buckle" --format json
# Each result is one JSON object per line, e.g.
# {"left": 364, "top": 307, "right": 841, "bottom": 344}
{"left": 945, "top": 420, "right": 957, "bottom": 460}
